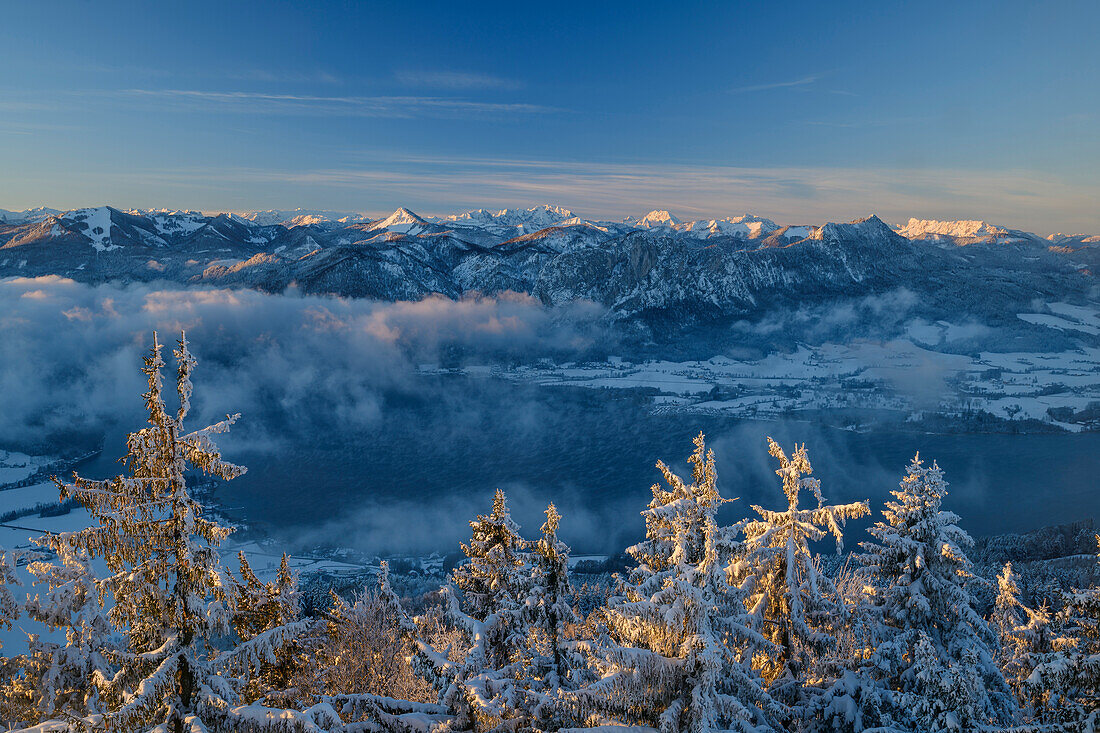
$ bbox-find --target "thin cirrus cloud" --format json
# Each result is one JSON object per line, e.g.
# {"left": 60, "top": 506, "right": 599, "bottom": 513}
{"left": 729, "top": 74, "right": 821, "bottom": 94}
{"left": 394, "top": 70, "right": 523, "bottom": 91}
{"left": 225, "top": 69, "right": 343, "bottom": 85}
{"left": 802, "top": 116, "right": 929, "bottom": 129}
{"left": 115, "top": 88, "right": 556, "bottom": 117}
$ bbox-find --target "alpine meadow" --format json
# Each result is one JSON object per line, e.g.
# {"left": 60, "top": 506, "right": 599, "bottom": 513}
{"left": 2, "top": 2, "right": 1100, "bottom": 732}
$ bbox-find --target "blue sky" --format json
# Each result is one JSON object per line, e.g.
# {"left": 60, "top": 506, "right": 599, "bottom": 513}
{"left": 2, "top": 0, "right": 1098, "bottom": 232}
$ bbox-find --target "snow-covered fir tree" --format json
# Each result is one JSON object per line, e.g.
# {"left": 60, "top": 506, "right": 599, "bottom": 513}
{"left": 452, "top": 488, "right": 530, "bottom": 627}
{"left": 808, "top": 557, "right": 897, "bottom": 733}
{"left": 48, "top": 332, "right": 327, "bottom": 733}
{"left": 854, "top": 454, "right": 1015, "bottom": 732}
{"left": 0, "top": 550, "right": 19, "bottom": 636}
{"left": 589, "top": 433, "right": 787, "bottom": 733}
{"left": 990, "top": 560, "right": 1058, "bottom": 721}
{"left": 737, "top": 438, "right": 869, "bottom": 717}
{"left": 1024, "top": 536, "right": 1100, "bottom": 727}
{"left": 7, "top": 538, "right": 114, "bottom": 724}
{"left": 227, "top": 552, "right": 311, "bottom": 707}
{"left": 520, "top": 503, "right": 589, "bottom": 730}
{"left": 1006, "top": 598, "right": 1079, "bottom": 726}
{"left": 992, "top": 562, "right": 1028, "bottom": 666}
{"left": 414, "top": 488, "right": 537, "bottom": 731}
{"left": 0, "top": 549, "right": 26, "bottom": 723}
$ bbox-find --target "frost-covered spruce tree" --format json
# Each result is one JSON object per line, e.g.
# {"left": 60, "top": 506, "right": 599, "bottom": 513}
{"left": 992, "top": 562, "right": 1027, "bottom": 665}
{"left": 226, "top": 552, "right": 311, "bottom": 707}
{"left": 1006, "top": 599, "right": 1079, "bottom": 725}
{"left": 737, "top": 438, "right": 868, "bottom": 714}
{"left": 1025, "top": 536, "right": 1100, "bottom": 726}
{"left": 589, "top": 433, "right": 787, "bottom": 733}
{"left": 0, "top": 550, "right": 19, "bottom": 634}
{"left": 520, "top": 504, "right": 589, "bottom": 730}
{"left": 0, "top": 549, "right": 27, "bottom": 722}
{"left": 415, "top": 488, "right": 535, "bottom": 731}
{"left": 854, "top": 454, "right": 1015, "bottom": 731}
{"left": 452, "top": 488, "right": 530, "bottom": 627}
{"left": 907, "top": 635, "right": 993, "bottom": 731}
{"left": 10, "top": 538, "right": 114, "bottom": 724}
{"left": 51, "top": 332, "right": 255, "bottom": 733}
{"left": 808, "top": 557, "right": 899, "bottom": 733}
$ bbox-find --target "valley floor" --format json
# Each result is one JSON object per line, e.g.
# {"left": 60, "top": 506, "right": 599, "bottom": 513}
{"left": 422, "top": 307, "right": 1100, "bottom": 433}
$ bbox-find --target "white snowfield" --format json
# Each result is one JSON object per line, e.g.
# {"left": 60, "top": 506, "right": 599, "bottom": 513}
{"left": 67, "top": 207, "right": 119, "bottom": 252}
{"left": 0, "top": 450, "right": 50, "bottom": 484}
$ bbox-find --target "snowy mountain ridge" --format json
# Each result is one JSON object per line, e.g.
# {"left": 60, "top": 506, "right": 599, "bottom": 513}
{"left": 436, "top": 204, "right": 577, "bottom": 230}
{"left": 0, "top": 207, "right": 62, "bottom": 225}
{"left": 896, "top": 217, "right": 1043, "bottom": 244}
{"left": 2, "top": 203, "right": 1096, "bottom": 336}
{"left": 2, "top": 204, "right": 1093, "bottom": 241}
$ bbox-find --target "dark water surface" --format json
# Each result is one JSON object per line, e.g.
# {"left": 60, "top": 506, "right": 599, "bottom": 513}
{"left": 82, "top": 380, "right": 1100, "bottom": 554}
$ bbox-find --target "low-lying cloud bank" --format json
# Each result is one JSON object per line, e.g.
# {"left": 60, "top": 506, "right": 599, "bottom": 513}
{"left": 0, "top": 276, "right": 609, "bottom": 449}
{"left": 7, "top": 275, "right": 1070, "bottom": 556}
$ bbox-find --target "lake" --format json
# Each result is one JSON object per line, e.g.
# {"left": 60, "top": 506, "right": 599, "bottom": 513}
{"left": 81, "top": 379, "right": 1100, "bottom": 555}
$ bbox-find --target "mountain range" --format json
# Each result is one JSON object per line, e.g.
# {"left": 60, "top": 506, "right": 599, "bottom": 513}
{"left": 2, "top": 203, "right": 1096, "bottom": 340}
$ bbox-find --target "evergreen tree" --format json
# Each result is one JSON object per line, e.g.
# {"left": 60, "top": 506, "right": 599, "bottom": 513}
{"left": 520, "top": 504, "right": 588, "bottom": 730}
{"left": 992, "top": 562, "right": 1027, "bottom": 665}
{"left": 737, "top": 438, "right": 869, "bottom": 715}
{"left": 1025, "top": 535, "right": 1100, "bottom": 727}
{"left": 807, "top": 558, "right": 896, "bottom": 733}
{"left": 50, "top": 331, "right": 276, "bottom": 733}
{"left": 589, "top": 433, "right": 786, "bottom": 733}
{"left": 12, "top": 538, "right": 114, "bottom": 724}
{"left": 0, "top": 550, "right": 19, "bottom": 635}
{"left": 227, "top": 552, "right": 310, "bottom": 707}
{"left": 452, "top": 488, "right": 530, "bottom": 627}
{"left": 1007, "top": 599, "right": 1078, "bottom": 726}
{"left": 907, "top": 635, "right": 992, "bottom": 731}
{"left": 854, "top": 454, "right": 1015, "bottom": 731}
{"left": 416, "top": 489, "right": 535, "bottom": 731}
{"left": 0, "top": 548, "right": 28, "bottom": 724}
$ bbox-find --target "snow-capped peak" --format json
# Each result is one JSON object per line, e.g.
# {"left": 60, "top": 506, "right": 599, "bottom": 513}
{"left": 61, "top": 206, "right": 119, "bottom": 252}
{"left": 634, "top": 210, "right": 683, "bottom": 228}
{"left": 896, "top": 218, "right": 1044, "bottom": 245}
{"left": 438, "top": 204, "right": 577, "bottom": 230}
{"left": 368, "top": 207, "right": 428, "bottom": 232}
{"left": 679, "top": 214, "right": 780, "bottom": 239}
{"left": 239, "top": 209, "right": 372, "bottom": 227}
{"left": 810, "top": 215, "right": 898, "bottom": 244}
{"left": 0, "top": 206, "right": 63, "bottom": 225}
{"left": 896, "top": 218, "right": 1005, "bottom": 240}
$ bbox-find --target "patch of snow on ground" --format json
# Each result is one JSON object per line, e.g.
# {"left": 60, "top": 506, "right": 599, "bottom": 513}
{"left": 0, "top": 451, "right": 51, "bottom": 485}
{"left": 1018, "top": 312, "right": 1100, "bottom": 335}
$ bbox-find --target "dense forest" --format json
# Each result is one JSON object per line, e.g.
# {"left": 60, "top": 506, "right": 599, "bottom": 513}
{"left": 1, "top": 334, "right": 1097, "bottom": 733}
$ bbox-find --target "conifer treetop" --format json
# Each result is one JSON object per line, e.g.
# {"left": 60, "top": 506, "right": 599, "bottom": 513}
{"left": 49, "top": 331, "right": 251, "bottom": 733}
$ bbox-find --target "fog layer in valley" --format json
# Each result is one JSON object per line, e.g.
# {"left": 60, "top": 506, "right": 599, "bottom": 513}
{"left": 2, "top": 275, "right": 1098, "bottom": 555}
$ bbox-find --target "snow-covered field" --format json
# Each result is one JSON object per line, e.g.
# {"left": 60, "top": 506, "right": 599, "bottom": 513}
{"left": 0, "top": 450, "right": 51, "bottom": 485}
{"left": 422, "top": 304, "right": 1100, "bottom": 433}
